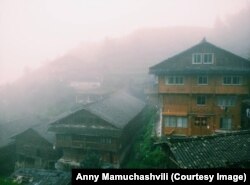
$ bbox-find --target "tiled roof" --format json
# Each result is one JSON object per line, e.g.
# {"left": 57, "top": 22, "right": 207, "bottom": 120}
{"left": 50, "top": 91, "right": 145, "bottom": 130}
{"left": 150, "top": 39, "right": 250, "bottom": 75}
{"left": 10, "top": 168, "right": 70, "bottom": 185}
{"left": 0, "top": 116, "right": 47, "bottom": 147}
{"left": 86, "top": 91, "right": 145, "bottom": 129}
{"left": 165, "top": 131, "right": 250, "bottom": 168}
{"left": 12, "top": 126, "right": 55, "bottom": 144}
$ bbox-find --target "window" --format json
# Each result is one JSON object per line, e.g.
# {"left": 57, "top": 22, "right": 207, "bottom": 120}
{"left": 217, "top": 96, "right": 236, "bottom": 107}
{"left": 194, "top": 117, "right": 208, "bottom": 126}
{"left": 164, "top": 116, "right": 176, "bottom": 127}
{"left": 177, "top": 117, "right": 188, "bottom": 128}
{"left": 203, "top": 53, "right": 213, "bottom": 64}
{"left": 100, "top": 138, "right": 112, "bottom": 144}
{"left": 192, "top": 53, "right": 202, "bottom": 64}
{"left": 164, "top": 116, "right": 187, "bottom": 128}
{"left": 166, "top": 76, "right": 184, "bottom": 85}
{"left": 154, "top": 76, "right": 158, "bottom": 84}
{"left": 192, "top": 53, "right": 214, "bottom": 64}
{"left": 197, "top": 96, "right": 206, "bottom": 105}
{"left": 197, "top": 76, "right": 208, "bottom": 85}
{"left": 220, "top": 117, "right": 232, "bottom": 130}
{"left": 223, "top": 76, "right": 241, "bottom": 85}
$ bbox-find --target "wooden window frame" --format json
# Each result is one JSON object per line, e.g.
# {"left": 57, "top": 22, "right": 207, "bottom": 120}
{"left": 165, "top": 76, "right": 184, "bottom": 85}
{"left": 197, "top": 75, "right": 208, "bottom": 85}
{"left": 223, "top": 76, "right": 242, "bottom": 85}
{"left": 197, "top": 95, "right": 206, "bottom": 106}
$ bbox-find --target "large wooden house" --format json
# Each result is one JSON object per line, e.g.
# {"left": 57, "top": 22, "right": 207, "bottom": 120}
{"left": 49, "top": 91, "right": 145, "bottom": 169}
{"left": 150, "top": 38, "right": 250, "bottom": 137}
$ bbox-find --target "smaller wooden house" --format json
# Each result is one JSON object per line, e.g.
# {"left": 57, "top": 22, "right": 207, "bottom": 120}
{"left": 49, "top": 91, "right": 145, "bottom": 169}
{"left": 12, "top": 124, "right": 59, "bottom": 169}
{"left": 159, "top": 131, "right": 250, "bottom": 168}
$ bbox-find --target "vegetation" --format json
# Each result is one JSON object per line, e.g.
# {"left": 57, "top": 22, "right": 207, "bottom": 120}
{"left": 0, "top": 177, "right": 17, "bottom": 185}
{"left": 124, "top": 106, "right": 167, "bottom": 168}
{"left": 80, "top": 150, "right": 101, "bottom": 169}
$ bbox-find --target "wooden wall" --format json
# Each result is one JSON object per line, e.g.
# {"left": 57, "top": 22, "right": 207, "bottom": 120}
{"left": 158, "top": 74, "right": 249, "bottom": 136}
{"left": 15, "top": 129, "right": 58, "bottom": 169}
{"left": 158, "top": 75, "right": 249, "bottom": 95}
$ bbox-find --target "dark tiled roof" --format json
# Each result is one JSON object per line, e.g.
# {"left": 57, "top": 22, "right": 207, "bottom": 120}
{"left": 34, "top": 123, "right": 56, "bottom": 143}
{"left": 10, "top": 168, "right": 70, "bottom": 185}
{"left": 0, "top": 116, "right": 47, "bottom": 147}
{"left": 12, "top": 126, "right": 55, "bottom": 144}
{"left": 50, "top": 91, "right": 145, "bottom": 130}
{"left": 150, "top": 39, "right": 250, "bottom": 75}
{"left": 86, "top": 91, "right": 145, "bottom": 129}
{"left": 165, "top": 131, "right": 250, "bottom": 168}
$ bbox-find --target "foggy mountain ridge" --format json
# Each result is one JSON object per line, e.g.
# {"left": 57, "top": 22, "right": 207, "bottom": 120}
{"left": 1, "top": 6, "right": 250, "bottom": 146}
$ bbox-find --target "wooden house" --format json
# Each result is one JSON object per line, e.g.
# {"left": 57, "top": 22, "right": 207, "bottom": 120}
{"left": 49, "top": 91, "right": 145, "bottom": 169}
{"left": 149, "top": 38, "right": 250, "bottom": 136}
{"left": 12, "top": 125, "right": 59, "bottom": 169}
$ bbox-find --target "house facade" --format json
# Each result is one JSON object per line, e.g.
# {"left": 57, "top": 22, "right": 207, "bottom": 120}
{"left": 150, "top": 39, "right": 250, "bottom": 137}
{"left": 13, "top": 128, "right": 59, "bottom": 169}
{"left": 49, "top": 91, "right": 145, "bottom": 169}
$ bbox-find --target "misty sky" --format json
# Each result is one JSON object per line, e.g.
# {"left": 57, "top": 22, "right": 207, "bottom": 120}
{"left": 0, "top": 0, "right": 249, "bottom": 84}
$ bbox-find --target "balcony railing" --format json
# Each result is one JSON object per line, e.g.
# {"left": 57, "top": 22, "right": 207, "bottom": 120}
{"left": 159, "top": 84, "right": 249, "bottom": 94}
{"left": 57, "top": 139, "right": 117, "bottom": 151}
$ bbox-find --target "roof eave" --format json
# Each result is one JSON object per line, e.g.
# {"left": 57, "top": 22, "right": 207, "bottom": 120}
{"left": 149, "top": 69, "right": 250, "bottom": 75}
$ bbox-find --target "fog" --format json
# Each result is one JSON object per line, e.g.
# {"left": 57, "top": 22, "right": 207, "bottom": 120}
{"left": 0, "top": 0, "right": 249, "bottom": 83}
{"left": 0, "top": 0, "right": 250, "bottom": 147}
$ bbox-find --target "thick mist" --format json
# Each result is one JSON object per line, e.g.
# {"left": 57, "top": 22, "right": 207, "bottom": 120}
{"left": 0, "top": 2, "right": 250, "bottom": 147}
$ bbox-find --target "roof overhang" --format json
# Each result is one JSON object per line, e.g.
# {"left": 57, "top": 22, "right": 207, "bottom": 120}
{"left": 149, "top": 68, "right": 250, "bottom": 75}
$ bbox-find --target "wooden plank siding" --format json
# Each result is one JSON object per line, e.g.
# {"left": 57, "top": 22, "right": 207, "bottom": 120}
{"left": 150, "top": 39, "right": 250, "bottom": 137}
{"left": 14, "top": 129, "right": 59, "bottom": 169}
{"left": 159, "top": 75, "right": 247, "bottom": 136}
{"left": 158, "top": 75, "right": 249, "bottom": 95}
{"left": 56, "top": 134, "right": 119, "bottom": 152}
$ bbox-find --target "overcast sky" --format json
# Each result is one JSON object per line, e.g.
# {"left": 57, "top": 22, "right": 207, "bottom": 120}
{"left": 0, "top": 0, "right": 249, "bottom": 84}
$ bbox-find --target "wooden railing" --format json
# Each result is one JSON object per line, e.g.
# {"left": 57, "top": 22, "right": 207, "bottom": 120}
{"left": 159, "top": 83, "right": 249, "bottom": 94}
{"left": 72, "top": 140, "right": 117, "bottom": 151}
{"left": 57, "top": 140, "right": 116, "bottom": 150}
{"left": 162, "top": 105, "right": 188, "bottom": 116}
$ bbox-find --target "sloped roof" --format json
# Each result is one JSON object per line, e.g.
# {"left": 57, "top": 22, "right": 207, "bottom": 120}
{"left": 50, "top": 91, "right": 145, "bottom": 130}
{"left": 150, "top": 39, "right": 250, "bottom": 75}
{"left": 10, "top": 168, "right": 70, "bottom": 185}
{"left": 0, "top": 116, "right": 48, "bottom": 147}
{"left": 86, "top": 91, "right": 145, "bottom": 129}
{"left": 165, "top": 131, "right": 250, "bottom": 168}
{"left": 11, "top": 128, "right": 53, "bottom": 145}
{"left": 9, "top": 120, "right": 55, "bottom": 144}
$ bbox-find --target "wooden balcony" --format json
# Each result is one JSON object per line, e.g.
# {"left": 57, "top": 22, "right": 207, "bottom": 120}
{"left": 57, "top": 139, "right": 118, "bottom": 151}
{"left": 162, "top": 105, "right": 188, "bottom": 116}
{"left": 71, "top": 140, "right": 117, "bottom": 151}
{"left": 215, "top": 86, "right": 249, "bottom": 94}
{"left": 159, "top": 83, "right": 249, "bottom": 95}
